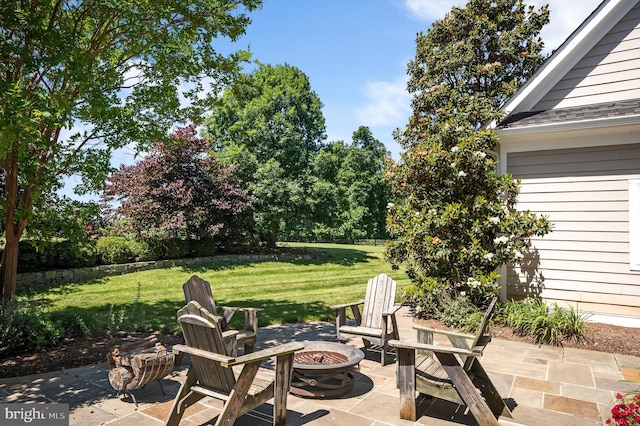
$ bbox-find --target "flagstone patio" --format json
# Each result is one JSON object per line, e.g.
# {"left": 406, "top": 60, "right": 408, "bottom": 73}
{"left": 1, "top": 306, "right": 638, "bottom": 425}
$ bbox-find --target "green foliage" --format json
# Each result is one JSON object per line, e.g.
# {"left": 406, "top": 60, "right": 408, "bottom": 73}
{"left": 440, "top": 296, "right": 484, "bottom": 332}
{"left": 0, "top": 302, "right": 63, "bottom": 357}
{"left": 190, "top": 237, "right": 218, "bottom": 257}
{"left": 0, "top": 0, "right": 261, "bottom": 302}
{"left": 386, "top": 0, "right": 552, "bottom": 308}
{"left": 42, "top": 239, "right": 98, "bottom": 269}
{"left": 309, "top": 127, "right": 392, "bottom": 241}
{"left": 106, "top": 284, "right": 144, "bottom": 336}
{"left": 403, "top": 285, "right": 486, "bottom": 332}
{"left": 206, "top": 63, "right": 327, "bottom": 246}
{"left": 96, "top": 237, "right": 136, "bottom": 265}
{"left": 13, "top": 239, "right": 97, "bottom": 272}
{"left": 162, "top": 238, "right": 192, "bottom": 260}
{"left": 10, "top": 235, "right": 219, "bottom": 273}
{"left": 50, "top": 311, "right": 98, "bottom": 338}
{"left": 497, "top": 298, "right": 591, "bottom": 345}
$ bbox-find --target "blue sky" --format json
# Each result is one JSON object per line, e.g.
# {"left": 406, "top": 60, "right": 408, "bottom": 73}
{"left": 69, "top": 0, "right": 603, "bottom": 197}
{"left": 214, "top": 0, "right": 603, "bottom": 160}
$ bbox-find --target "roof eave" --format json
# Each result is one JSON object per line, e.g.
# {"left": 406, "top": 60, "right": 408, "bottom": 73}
{"left": 499, "top": 0, "right": 637, "bottom": 118}
{"left": 495, "top": 114, "right": 640, "bottom": 137}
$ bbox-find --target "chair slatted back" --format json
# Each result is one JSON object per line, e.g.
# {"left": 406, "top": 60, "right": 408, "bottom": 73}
{"left": 183, "top": 275, "right": 219, "bottom": 315}
{"left": 361, "top": 273, "right": 397, "bottom": 330}
{"left": 177, "top": 301, "right": 236, "bottom": 393}
{"left": 463, "top": 297, "right": 498, "bottom": 370}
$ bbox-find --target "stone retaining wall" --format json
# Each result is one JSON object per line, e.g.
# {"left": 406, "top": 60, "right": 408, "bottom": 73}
{"left": 16, "top": 252, "right": 315, "bottom": 289}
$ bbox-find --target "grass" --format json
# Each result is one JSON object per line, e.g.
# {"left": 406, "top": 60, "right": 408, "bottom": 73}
{"left": 17, "top": 242, "right": 410, "bottom": 336}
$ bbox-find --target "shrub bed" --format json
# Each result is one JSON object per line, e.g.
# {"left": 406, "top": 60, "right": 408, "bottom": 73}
{"left": 6, "top": 236, "right": 218, "bottom": 272}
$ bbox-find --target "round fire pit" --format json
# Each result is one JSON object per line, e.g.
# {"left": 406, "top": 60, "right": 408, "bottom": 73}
{"left": 291, "top": 341, "right": 364, "bottom": 398}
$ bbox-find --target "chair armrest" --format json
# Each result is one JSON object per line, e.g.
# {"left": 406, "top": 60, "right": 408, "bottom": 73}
{"left": 172, "top": 341, "right": 305, "bottom": 368}
{"left": 221, "top": 306, "right": 264, "bottom": 313}
{"left": 388, "top": 339, "right": 479, "bottom": 357}
{"left": 331, "top": 300, "right": 365, "bottom": 310}
{"left": 382, "top": 304, "right": 402, "bottom": 316}
{"left": 222, "top": 342, "right": 305, "bottom": 367}
{"left": 222, "top": 330, "right": 239, "bottom": 339}
{"left": 413, "top": 324, "right": 474, "bottom": 340}
{"left": 172, "top": 344, "right": 236, "bottom": 364}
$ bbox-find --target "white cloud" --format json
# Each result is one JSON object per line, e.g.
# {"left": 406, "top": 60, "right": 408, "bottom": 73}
{"left": 404, "top": 0, "right": 603, "bottom": 54}
{"left": 355, "top": 78, "right": 412, "bottom": 127}
{"left": 404, "top": 0, "right": 465, "bottom": 21}
{"left": 534, "top": 1, "right": 603, "bottom": 53}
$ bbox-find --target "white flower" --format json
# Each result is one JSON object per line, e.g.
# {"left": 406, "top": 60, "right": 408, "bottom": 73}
{"left": 483, "top": 253, "right": 494, "bottom": 261}
{"left": 428, "top": 209, "right": 436, "bottom": 216}
{"left": 466, "top": 277, "right": 481, "bottom": 287}
{"left": 460, "top": 291, "right": 466, "bottom": 296}
{"left": 458, "top": 171, "right": 467, "bottom": 177}
{"left": 386, "top": 203, "right": 395, "bottom": 209}
{"left": 514, "top": 250, "right": 524, "bottom": 259}
{"left": 451, "top": 146, "right": 459, "bottom": 152}
{"left": 450, "top": 162, "right": 457, "bottom": 168}
{"left": 489, "top": 216, "right": 500, "bottom": 224}
{"left": 474, "top": 151, "right": 486, "bottom": 158}
{"left": 494, "top": 236, "right": 509, "bottom": 244}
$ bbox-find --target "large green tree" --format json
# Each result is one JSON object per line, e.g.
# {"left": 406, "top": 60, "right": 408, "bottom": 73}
{"left": 310, "top": 126, "right": 391, "bottom": 240}
{"left": 386, "top": 0, "right": 552, "bottom": 310}
{"left": 0, "top": 0, "right": 261, "bottom": 302}
{"left": 206, "top": 63, "right": 326, "bottom": 247}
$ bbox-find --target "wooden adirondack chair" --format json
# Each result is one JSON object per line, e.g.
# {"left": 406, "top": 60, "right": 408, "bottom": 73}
{"left": 389, "top": 297, "right": 512, "bottom": 426}
{"left": 331, "top": 273, "right": 400, "bottom": 366}
{"left": 166, "top": 301, "right": 304, "bottom": 426}
{"left": 183, "top": 275, "right": 262, "bottom": 355}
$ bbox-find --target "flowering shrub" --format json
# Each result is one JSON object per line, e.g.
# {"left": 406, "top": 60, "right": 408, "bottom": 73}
{"left": 606, "top": 391, "right": 640, "bottom": 426}
{"left": 384, "top": 1, "right": 552, "bottom": 314}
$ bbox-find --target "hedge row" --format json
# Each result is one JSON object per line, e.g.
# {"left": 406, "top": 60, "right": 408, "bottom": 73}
{"left": 10, "top": 237, "right": 218, "bottom": 273}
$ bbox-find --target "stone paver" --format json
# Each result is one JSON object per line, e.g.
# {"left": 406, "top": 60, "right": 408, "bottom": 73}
{"left": 0, "top": 306, "right": 638, "bottom": 426}
{"left": 543, "top": 394, "right": 600, "bottom": 419}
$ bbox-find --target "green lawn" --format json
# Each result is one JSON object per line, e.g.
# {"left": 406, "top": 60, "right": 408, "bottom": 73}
{"left": 20, "top": 242, "right": 410, "bottom": 335}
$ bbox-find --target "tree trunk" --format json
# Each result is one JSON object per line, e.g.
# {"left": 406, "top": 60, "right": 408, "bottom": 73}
{"left": 264, "top": 233, "right": 277, "bottom": 248}
{"left": 1, "top": 224, "right": 21, "bottom": 304}
{"left": 2, "top": 151, "right": 31, "bottom": 304}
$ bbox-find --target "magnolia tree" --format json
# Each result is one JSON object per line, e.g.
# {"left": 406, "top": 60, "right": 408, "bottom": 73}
{"left": 385, "top": 0, "right": 552, "bottom": 312}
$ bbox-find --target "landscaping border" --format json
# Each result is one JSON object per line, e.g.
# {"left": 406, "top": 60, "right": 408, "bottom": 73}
{"left": 16, "top": 252, "right": 320, "bottom": 289}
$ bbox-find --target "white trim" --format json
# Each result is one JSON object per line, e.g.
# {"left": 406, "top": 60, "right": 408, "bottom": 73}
{"left": 630, "top": 178, "right": 640, "bottom": 271}
{"left": 496, "top": 122, "right": 640, "bottom": 176}
{"left": 588, "top": 313, "right": 640, "bottom": 328}
{"left": 496, "top": 114, "right": 640, "bottom": 137}
{"left": 492, "top": 0, "right": 639, "bottom": 125}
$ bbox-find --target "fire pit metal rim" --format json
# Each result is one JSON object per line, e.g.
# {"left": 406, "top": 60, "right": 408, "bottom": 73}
{"left": 293, "top": 341, "right": 364, "bottom": 372}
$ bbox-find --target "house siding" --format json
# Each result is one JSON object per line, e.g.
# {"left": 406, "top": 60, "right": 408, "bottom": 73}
{"left": 506, "top": 143, "right": 640, "bottom": 318}
{"left": 534, "top": 3, "right": 640, "bottom": 110}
